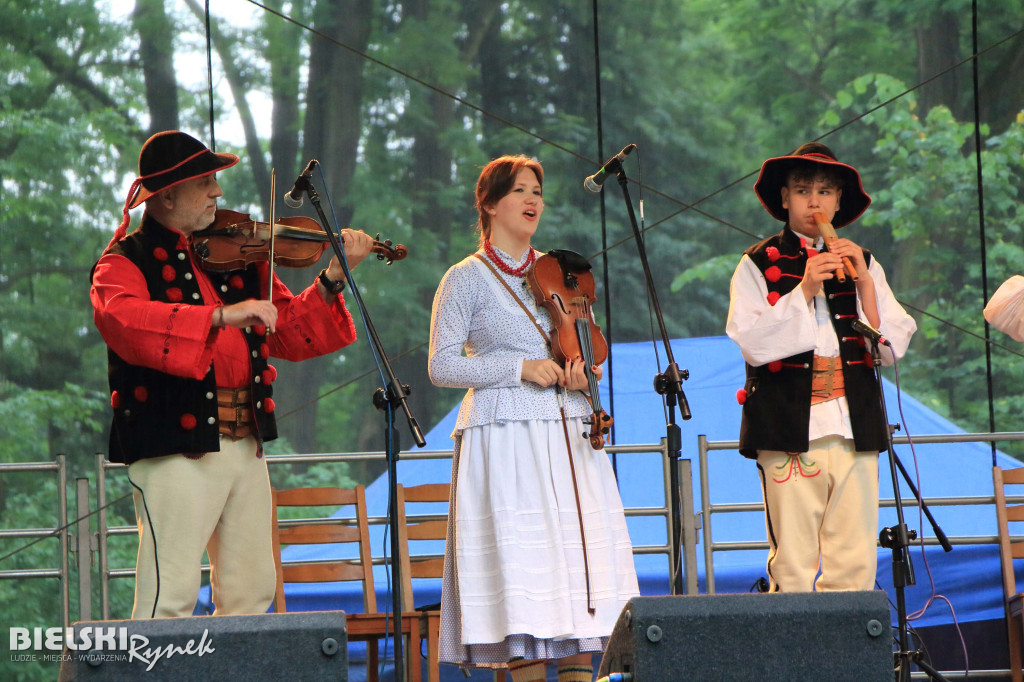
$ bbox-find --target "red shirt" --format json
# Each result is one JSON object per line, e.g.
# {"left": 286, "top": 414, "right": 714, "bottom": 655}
{"left": 91, "top": 229, "right": 357, "bottom": 389}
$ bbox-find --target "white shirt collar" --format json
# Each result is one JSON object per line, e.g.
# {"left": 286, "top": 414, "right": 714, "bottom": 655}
{"left": 791, "top": 227, "right": 823, "bottom": 249}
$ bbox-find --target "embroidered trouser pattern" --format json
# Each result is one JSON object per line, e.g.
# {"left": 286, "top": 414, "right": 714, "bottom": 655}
{"left": 756, "top": 435, "right": 879, "bottom": 592}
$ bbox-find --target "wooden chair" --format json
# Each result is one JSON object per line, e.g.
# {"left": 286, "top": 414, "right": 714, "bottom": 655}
{"left": 994, "top": 466, "right": 1024, "bottom": 682}
{"left": 395, "top": 482, "right": 510, "bottom": 682}
{"left": 397, "top": 483, "right": 450, "bottom": 682}
{"left": 271, "top": 485, "right": 421, "bottom": 682}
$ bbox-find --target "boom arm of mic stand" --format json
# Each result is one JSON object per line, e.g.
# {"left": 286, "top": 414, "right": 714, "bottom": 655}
{"left": 893, "top": 449, "right": 952, "bottom": 552}
{"left": 867, "top": 342, "right": 951, "bottom": 553}
{"left": 300, "top": 183, "right": 426, "bottom": 448}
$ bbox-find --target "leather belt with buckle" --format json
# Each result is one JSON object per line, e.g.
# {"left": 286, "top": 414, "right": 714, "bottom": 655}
{"left": 217, "top": 387, "right": 253, "bottom": 440}
{"left": 810, "top": 355, "right": 845, "bottom": 405}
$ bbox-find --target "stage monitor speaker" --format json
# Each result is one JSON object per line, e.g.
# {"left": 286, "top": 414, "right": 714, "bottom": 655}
{"left": 599, "top": 591, "right": 892, "bottom": 681}
{"left": 57, "top": 610, "right": 347, "bottom": 681}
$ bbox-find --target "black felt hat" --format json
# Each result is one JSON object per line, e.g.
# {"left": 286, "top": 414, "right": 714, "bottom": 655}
{"left": 753, "top": 142, "right": 870, "bottom": 228}
{"left": 127, "top": 130, "right": 238, "bottom": 209}
{"left": 103, "top": 131, "right": 239, "bottom": 253}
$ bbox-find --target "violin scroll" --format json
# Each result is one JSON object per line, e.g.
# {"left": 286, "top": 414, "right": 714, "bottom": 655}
{"left": 372, "top": 233, "right": 407, "bottom": 265}
{"left": 585, "top": 409, "right": 614, "bottom": 450}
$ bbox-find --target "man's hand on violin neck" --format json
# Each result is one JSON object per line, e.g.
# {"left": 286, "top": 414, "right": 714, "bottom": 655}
{"left": 220, "top": 299, "right": 278, "bottom": 333}
{"left": 327, "top": 229, "right": 374, "bottom": 280}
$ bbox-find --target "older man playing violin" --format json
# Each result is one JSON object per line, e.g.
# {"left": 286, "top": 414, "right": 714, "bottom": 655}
{"left": 90, "top": 130, "right": 372, "bottom": 619}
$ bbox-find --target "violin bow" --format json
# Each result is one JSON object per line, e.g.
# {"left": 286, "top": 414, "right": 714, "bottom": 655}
{"left": 267, "top": 169, "right": 277, "bottom": 306}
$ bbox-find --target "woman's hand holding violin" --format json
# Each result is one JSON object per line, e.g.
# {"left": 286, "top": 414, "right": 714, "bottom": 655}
{"left": 522, "top": 359, "right": 564, "bottom": 387}
{"left": 522, "top": 357, "right": 602, "bottom": 390}
{"left": 565, "top": 357, "right": 602, "bottom": 391}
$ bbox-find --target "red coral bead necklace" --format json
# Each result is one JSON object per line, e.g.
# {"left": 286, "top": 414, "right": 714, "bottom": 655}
{"left": 484, "top": 240, "right": 535, "bottom": 277}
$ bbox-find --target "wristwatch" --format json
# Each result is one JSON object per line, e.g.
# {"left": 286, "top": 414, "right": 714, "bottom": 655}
{"left": 318, "top": 268, "right": 346, "bottom": 294}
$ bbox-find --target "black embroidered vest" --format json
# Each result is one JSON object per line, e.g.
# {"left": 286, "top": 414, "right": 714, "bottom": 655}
{"left": 738, "top": 227, "right": 887, "bottom": 458}
{"left": 99, "top": 216, "right": 277, "bottom": 464}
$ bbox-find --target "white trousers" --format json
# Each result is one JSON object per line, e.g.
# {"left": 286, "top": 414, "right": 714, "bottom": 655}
{"left": 756, "top": 434, "right": 879, "bottom": 592}
{"left": 127, "top": 435, "right": 276, "bottom": 619}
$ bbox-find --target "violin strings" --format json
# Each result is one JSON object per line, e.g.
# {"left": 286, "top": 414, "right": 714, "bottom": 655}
{"left": 576, "top": 317, "right": 600, "bottom": 395}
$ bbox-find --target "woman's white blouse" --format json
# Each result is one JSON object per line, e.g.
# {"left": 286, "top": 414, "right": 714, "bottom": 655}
{"left": 428, "top": 248, "right": 592, "bottom": 434}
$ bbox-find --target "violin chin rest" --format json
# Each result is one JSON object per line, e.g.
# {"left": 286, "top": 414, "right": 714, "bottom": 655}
{"left": 546, "top": 248, "right": 591, "bottom": 273}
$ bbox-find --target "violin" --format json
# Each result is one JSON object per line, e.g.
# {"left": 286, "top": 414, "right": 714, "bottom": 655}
{"left": 190, "top": 209, "right": 408, "bottom": 271}
{"left": 526, "top": 249, "right": 613, "bottom": 449}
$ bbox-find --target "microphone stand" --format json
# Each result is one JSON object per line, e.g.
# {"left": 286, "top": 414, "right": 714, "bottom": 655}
{"left": 293, "top": 174, "right": 426, "bottom": 682}
{"left": 866, "top": 338, "right": 949, "bottom": 682}
{"left": 609, "top": 162, "right": 692, "bottom": 595}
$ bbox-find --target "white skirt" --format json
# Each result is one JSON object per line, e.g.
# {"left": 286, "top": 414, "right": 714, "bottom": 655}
{"left": 439, "top": 419, "right": 640, "bottom": 665}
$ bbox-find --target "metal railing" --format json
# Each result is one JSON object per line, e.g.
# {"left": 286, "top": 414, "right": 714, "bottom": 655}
{"left": 7, "top": 432, "right": 1020, "bottom": 616}
{"left": 0, "top": 455, "right": 69, "bottom": 626}
{"left": 3, "top": 430, "right": 1022, "bottom": 680}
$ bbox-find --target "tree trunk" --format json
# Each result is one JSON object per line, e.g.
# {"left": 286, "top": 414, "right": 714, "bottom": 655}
{"left": 132, "top": 0, "right": 179, "bottom": 134}
{"left": 914, "top": 11, "right": 961, "bottom": 117}
{"left": 274, "top": 0, "right": 372, "bottom": 455}
{"left": 265, "top": 0, "right": 302, "bottom": 184}
{"left": 477, "top": 6, "right": 510, "bottom": 159}
{"left": 980, "top": 33, "right": 1024, "bottom": 133}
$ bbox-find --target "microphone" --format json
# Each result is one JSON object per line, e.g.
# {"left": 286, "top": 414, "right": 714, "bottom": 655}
{"left": 583, "top": 143, "right": 636, "bottom": 193}
{"left": 282, "top": 159, "right": 318, "bottom": 208}
{"left": 851, "top": 319, "right": 890, "bottom": 347}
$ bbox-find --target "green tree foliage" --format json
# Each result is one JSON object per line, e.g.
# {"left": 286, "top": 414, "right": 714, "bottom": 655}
{"left": 826, "top": 74, "right": 1024, "bottom": 436}
{"left": 1, "top": 1, "right": 144, "bottom": 673}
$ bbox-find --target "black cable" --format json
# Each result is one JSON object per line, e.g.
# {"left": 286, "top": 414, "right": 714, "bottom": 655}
{"left": 274, "top": 343, "right": 424, "bottom": 423}
{"left": 10, "top": 15, "right": 1024, "bottom": 575}
{"left": 585, "top": 24, "right": 1024, "bottom": 263}
{"left": 899, "top": 301, "right": 1024, "bottom": 361}
{"left": 188, "top": 2, "right": 1024, "bottom": 449}
{"left": 223, "top": 7, "right": 1024, "bottom": 432}
{"left": 590, "top": 0, "right": 617, "bottom": 462}
{"left": 243, "top": 0, "right": 589, "bottom": 165}
{"left": 970, "top": 0, "right": 997, "bottom": 465}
